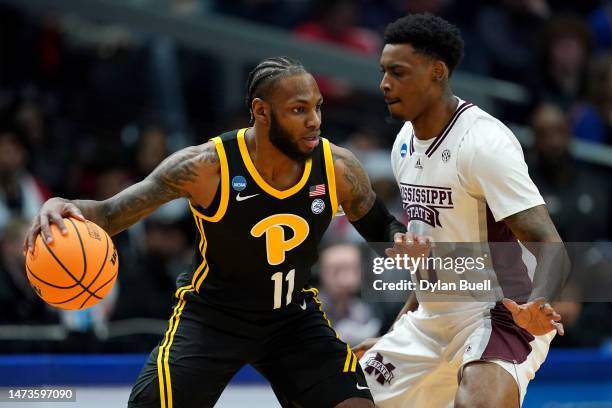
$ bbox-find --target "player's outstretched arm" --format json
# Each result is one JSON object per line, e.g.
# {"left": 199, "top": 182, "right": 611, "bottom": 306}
{"left": 331, "top": 144, "right": 406, "bottom": 243}
{"left": 25, "top": 141, "right": 219, "bottom": 252}
{"left": 503, "top": 204, "right": 568, "bottom": 335}
{"left": 504, "top": 204, "right": 562, "bottom": 244}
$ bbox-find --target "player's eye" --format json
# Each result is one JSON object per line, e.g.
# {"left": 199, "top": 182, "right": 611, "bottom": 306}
{"left": 292, "top": 107, "right": 305, "bottom": 114}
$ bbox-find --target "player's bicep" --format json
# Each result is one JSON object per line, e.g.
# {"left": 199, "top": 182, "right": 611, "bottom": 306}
{"left": 102, "top": 144, "right": 214, "bottom": 235}
{"left": 504, "top": 204, "right": 562, "bottom": 244}
{"left": 331, "top": 145, "right": 375, "bottom": 221}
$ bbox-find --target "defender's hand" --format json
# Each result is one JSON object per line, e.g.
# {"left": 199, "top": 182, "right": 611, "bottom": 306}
{"left": 503, "top": 298, "right": 564, "bottom": 336}
{"left": 385, "top": 232, "right": 432, "bottom": 259}
{"left": 24, "top": 198, "right": 85, "bottom": 254}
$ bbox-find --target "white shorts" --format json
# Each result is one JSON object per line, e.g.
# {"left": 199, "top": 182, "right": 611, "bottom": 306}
{"left": 359, "top": 303, "right": 554, "bottom": 408}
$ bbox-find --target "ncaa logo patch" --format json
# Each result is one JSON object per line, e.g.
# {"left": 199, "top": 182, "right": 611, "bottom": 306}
{"left": 232, "top": 176, "right": 247, "bottom": 191}
{"left": 311, "top": 198, "right": 325, "bottom": 214}
{"left": 400, "top": 143, "right": 408, "bottom": 158}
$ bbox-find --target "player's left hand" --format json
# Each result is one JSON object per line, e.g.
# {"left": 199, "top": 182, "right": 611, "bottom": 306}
{"left": 502, "top": 297, "right": 564, "bottom": 336}
{"left": 385, "top": 232, "right": 432, "bottom": 259}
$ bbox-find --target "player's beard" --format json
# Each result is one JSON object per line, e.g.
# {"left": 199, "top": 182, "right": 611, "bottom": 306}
{"left": 268, "top": 111, "right": 312, "bottom": 163}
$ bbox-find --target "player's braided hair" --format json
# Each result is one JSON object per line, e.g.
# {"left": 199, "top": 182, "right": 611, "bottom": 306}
{"left": 384, "top": 13, "right": 464, "bottom": 75}
{"left": 245, "top": 57, "right": 307, "bottom": 119}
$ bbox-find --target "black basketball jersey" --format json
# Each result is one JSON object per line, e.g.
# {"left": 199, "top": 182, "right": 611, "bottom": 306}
{"left": 175, "top": 128, "right": 338, "bottom": 312}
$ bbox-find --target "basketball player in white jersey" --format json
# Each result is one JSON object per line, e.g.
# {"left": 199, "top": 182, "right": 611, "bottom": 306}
{"left": 356, "top": 14, "right": 566, "bottom": 407}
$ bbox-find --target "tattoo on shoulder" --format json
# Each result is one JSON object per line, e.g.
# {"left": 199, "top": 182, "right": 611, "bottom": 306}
{"left": 158, "top": 144, "right": 219, "bottom": 196}
{"left": 102, "top": 143, "right": 219, "bottom": 235}
{"left": 332, "top": 148, "right": 375, "bottom": 220}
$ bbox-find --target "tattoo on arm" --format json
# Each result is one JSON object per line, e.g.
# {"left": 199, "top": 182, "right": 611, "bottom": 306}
{"left": 505, "top": 206, "right": 569, "bottom": 302}
{"left": 332, "top": 146, "right": 376, "bottom": 221}
{"left": 504, "top": 204, "right": 562, "bottom": 243}
{"left": 83, "top": 144, "right": 219, "bottom": 236}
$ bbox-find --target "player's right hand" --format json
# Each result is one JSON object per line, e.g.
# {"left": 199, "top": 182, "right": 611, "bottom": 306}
{"left": 24, "top": 197, "right": 86, "bottom": 254}
{"left": 353, "top": 337, "right": 380, "bottom": 360}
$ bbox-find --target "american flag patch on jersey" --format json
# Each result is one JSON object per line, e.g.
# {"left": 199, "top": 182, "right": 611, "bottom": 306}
{"left": 309, "top": 184, "right": 326, "bottom": 197}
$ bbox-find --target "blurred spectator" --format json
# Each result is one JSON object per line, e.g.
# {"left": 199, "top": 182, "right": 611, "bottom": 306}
{"left": 326, "top": 128, "right": 403, "bottom": 243}
{"left": 572, "top": 53, "right": 612, "bottom": 144}
{"left": 295, "top": 0, "right": 380, "bottom": 56}
{"left": 13, "top": 95, "right": 73, "bottom": 193}
{"left": 363, "top": 0, "right": 453, "bottom": 30}
{"left": 212, "top": 0, "right": 311, "bottom": 29}
{"left": 527, "top": 103, "right": 611, "bottom": 241}
{"left": 59, "top": 284, "right": 118, "bottom": 341}
{"left": 475, "top": 0, "right": 549, "bottom": 84}
{"left": 589, "top": 1, "right": 612, "bottom": 51}
{"left": 537, "top": 14, "right": 593, "bottom": 109}
{"left": 128, "top": 122, "right": 188, "bottom": 223}
{"left": 0, "top": 218, "right": 57, "bottom": 323}
{"left": 132, "top": 123, "right": 169, "bottom": 179}
{"left": 110, "top": 219, "right": 188, "bottom": 321}
{"left": 0, "top": 122, "right": 49, "bottom": 233}
{"left": 317, "top": 243, "right": 381, "bottom": 345}
{"left": 294, "top": 0, "right": 380, "bottom": 99}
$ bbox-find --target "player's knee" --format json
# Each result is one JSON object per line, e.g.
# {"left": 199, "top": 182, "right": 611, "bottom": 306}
{"left": 455, "top": 387, "right": 501, "bottom": 408}
{"left": 454, "top": 394, "right": 487, "bottom": 408}
{"left": 456, "top": 362, "right": 519, "bottom": 408}
{"left": 334, "top": 397, "right": 374, "bottom": 408}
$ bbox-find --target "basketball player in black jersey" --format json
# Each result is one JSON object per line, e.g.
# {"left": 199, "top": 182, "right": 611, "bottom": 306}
{"left": 24, "top": 57, "right": 407, "bottom": 408}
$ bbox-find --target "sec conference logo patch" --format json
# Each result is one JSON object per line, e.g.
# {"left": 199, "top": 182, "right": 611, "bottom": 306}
{"left": 311, "top": 199, "right": 325, "bottom": 214}
{"left": 232, "top": 176, "right": 247, "bottom": 191}
{"left": 442, "top": 149, "right": 451, "bottom": 163}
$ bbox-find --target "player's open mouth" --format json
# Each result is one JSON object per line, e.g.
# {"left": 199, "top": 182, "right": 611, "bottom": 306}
{"left": 303, "top": 135, "right": 320, "bottom": 149}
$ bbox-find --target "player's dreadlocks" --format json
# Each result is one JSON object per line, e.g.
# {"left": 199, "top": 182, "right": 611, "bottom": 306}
{"left": 245, "top": 57, "right": 307, "bottom": 120}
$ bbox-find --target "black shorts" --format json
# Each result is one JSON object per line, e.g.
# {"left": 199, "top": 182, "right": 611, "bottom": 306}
{"left": 127, "top": 289, "right": 372, "bottom": 408}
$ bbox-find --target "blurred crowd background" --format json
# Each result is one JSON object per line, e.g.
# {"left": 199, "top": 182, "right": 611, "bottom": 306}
{"left": 1, "top": 0, "right": 612, "bottom": 354}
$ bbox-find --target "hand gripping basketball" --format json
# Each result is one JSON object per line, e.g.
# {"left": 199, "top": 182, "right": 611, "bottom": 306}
{"left": 24, "top": 198, "right": 118, "bottom": 310}
{"left": 24, "top": 197, "right": 86, "bottom": 255}
{"left": 25, "top": 217, "right": 119, "bottom": 310}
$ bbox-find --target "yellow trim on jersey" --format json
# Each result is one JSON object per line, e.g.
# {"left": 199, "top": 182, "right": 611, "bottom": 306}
{"left": 322, "top": 138, "right": 338, "bottom": 216}
{"left": 350, "top": 349, "right": 358, "bottom": 372}
{"left": 175, "top": 211, "right": 211, "bottom": 300}
{"left": 303, "top": 288, "right": 357, "bottom": 373}
{"left": 343, "top": 343, "right": 353, "bottom": 372}
{"left": 159, "top": 211, "right": 213, "bottom": 405}
{"left": 189, "top": 136, "right": 229, "bottom": 222}
{"left": 157, "top": 298, "right": 187, "bottom": 408}
{"left": 237, "top": 128, "right": 312, "bottom": 199}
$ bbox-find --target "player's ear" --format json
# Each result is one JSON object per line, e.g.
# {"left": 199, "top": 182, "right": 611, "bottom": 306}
{"left": 431, "top": 61, "right": 448, "bottom": 83}
{"left": 251, "top": 98, "right": 269, "bottom": 124}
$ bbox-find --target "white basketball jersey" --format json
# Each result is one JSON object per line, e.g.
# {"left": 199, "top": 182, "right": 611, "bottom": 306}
{"left": 391, "top": 98, "right": 545, "bottom": 311}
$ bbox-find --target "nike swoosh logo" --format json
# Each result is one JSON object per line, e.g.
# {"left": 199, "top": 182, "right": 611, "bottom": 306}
{"left": 236, "top": 193, "right": 259, "bottom": 202}
{"left": 356, "top": 384, "right": 369, "bottom": 390}
{"left": 299, "top": 300, "right": 307, "bottom": 310}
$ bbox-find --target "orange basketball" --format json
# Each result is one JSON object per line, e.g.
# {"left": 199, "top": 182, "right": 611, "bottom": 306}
{"left": 25, "top": 218, "right": 119, "bottom": 310}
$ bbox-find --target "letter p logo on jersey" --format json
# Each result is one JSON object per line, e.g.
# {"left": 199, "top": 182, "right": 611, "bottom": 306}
{"left": 250, "top": 214, "right": 310, "bottom": 266}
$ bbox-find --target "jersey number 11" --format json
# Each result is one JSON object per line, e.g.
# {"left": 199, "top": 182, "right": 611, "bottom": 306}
{"left": 271, "top": 269, "right": 295, "bottom": 309}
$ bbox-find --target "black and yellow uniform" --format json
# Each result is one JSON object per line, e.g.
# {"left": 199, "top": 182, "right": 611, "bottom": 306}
{"left": 128, "top": 129, "right": 372, "bottom": 408}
